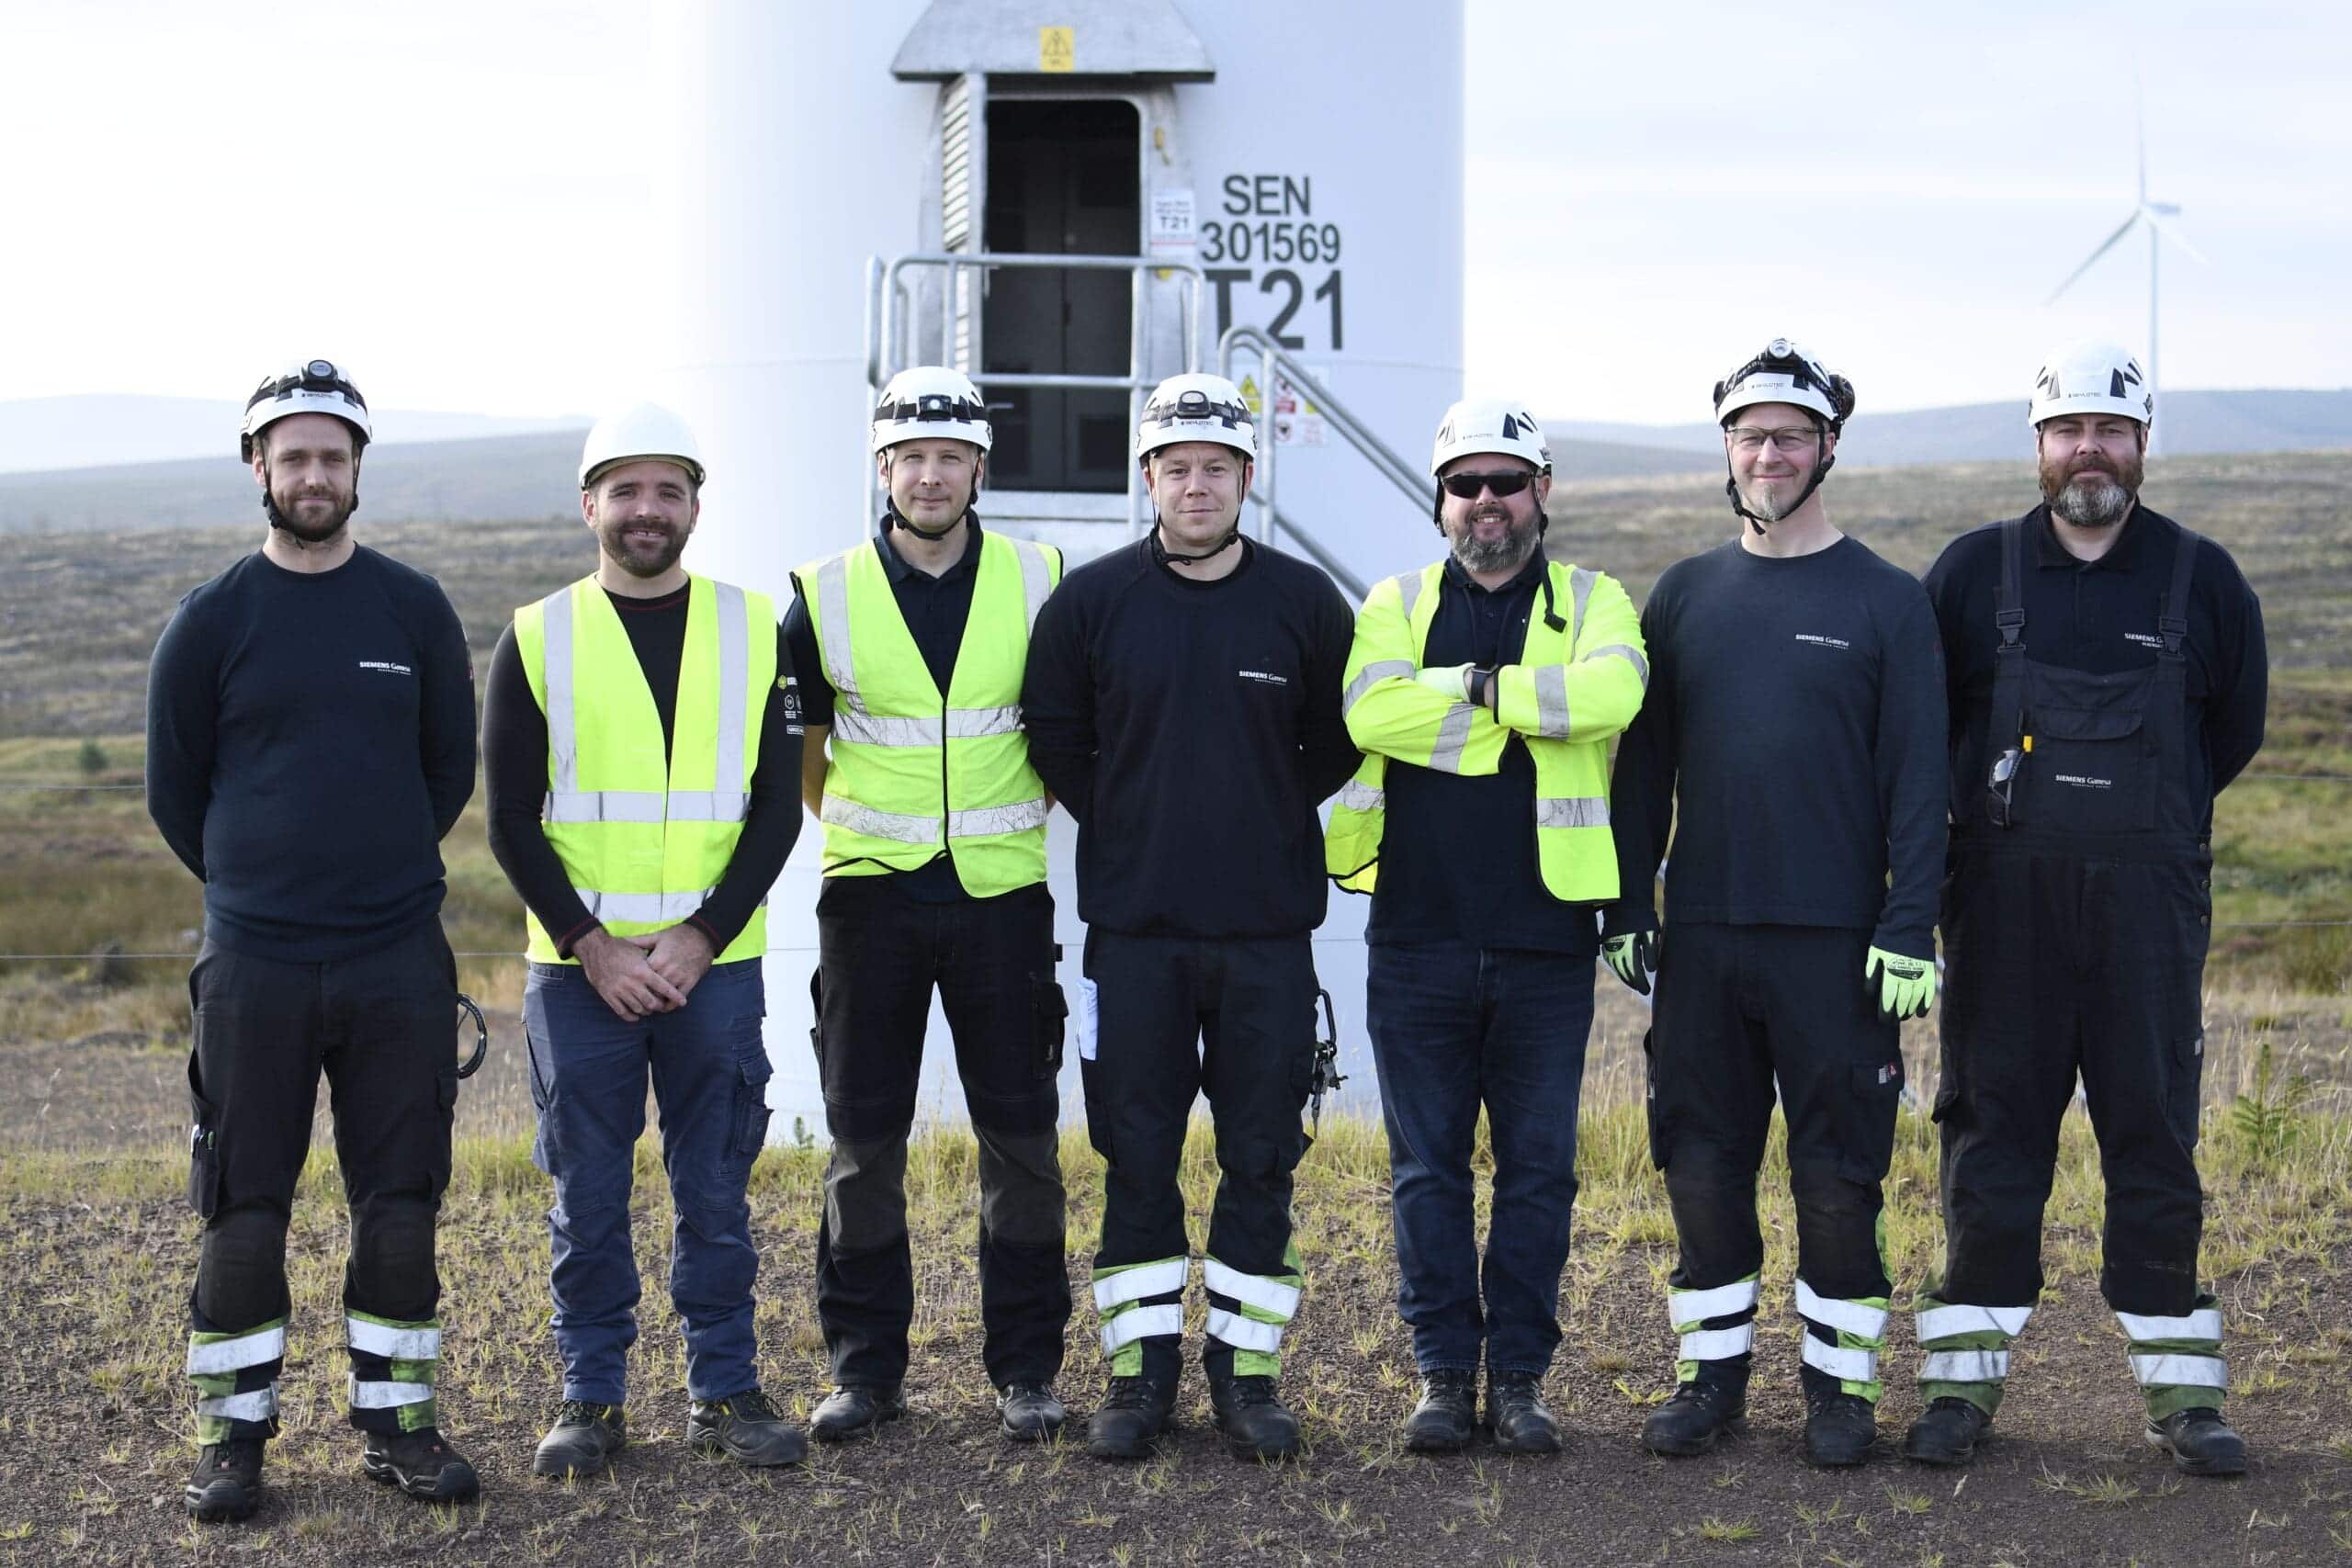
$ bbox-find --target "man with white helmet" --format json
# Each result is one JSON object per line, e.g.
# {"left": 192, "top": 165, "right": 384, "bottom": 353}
{"left": 1324, "top": 398, "right": 1646, "bottom": 1454}
{"left": 1905, "top": 343, "right": 2266, "bottom": 1475}
{"left": 1022, "top": 372, "right": 1359, "bottom": 1461}
{"left": 482, "top": 402, "right": 809, "bottom": 1476}
{"left": 150, "top": 359, "right": 481, "bottom": 1519}
{"left": 1604, "top": 339, "right": 1947, "bottom": 1467}
{"left": 780, "top": 367, "right": 1072, "bottom": 1445}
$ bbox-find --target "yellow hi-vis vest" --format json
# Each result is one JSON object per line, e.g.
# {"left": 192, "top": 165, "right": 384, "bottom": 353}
{"left": 797, "top": 530, "right": 1061, "bottom": 895}
{"left": 514, "top": 573, "right": 776, "bottom": 964}
{"left": 1324, "top": 558, "right": 1649, "bottom": 902}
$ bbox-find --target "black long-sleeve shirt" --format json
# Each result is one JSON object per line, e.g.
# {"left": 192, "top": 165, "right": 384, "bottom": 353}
{"left": 1606, "top": 536, "right": 1948, "bottom": 960}
{"left": 1021, "top": 536, "right": 1360, "bottom": 939}
{"left": 145, "top": 544, "right": 475, "bottom": 962}
{"left": 1921, "top": 502, "right": 2267, "bottom": 835}
{"left": 481, "top": 582, "right": 801, "bottom": 957}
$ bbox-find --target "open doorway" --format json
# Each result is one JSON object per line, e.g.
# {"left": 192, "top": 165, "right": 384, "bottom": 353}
{"left": 981, "top": 98, "right": 1139, "bottom": 492}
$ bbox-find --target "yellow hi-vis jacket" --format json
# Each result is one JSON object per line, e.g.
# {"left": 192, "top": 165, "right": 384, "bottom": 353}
{"left": 797, "top": 530, "right": 1061, "bottom": 896}
{"left": 1325, "top": 558, "right": 1648, "bottom": 901}
{"left": 514, "top": 573, "right": 777, "bottom": 965}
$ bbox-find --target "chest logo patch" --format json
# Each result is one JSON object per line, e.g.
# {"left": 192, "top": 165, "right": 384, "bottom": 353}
{"left": 357, "top": 660, "right": 413, "bottom": 676}
{"left": 1238, "top": 669, "right": 1289, "bottom": 687}
{"left": 1792, "top": 634, "right": 1851, "bottom": 650}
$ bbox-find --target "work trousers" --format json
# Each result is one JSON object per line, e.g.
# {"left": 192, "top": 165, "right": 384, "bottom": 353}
{"left": 1365, "top": 942, "right": 1594, "bottom": 1377}
{"left": 1646, "top": 923, "right": 1903, "bottom": 1399}
{"left": 183, "top": 920, "right": 458, "bottom": 1439}
{"left": 810, "top": 876, "right": 1069, "bottom": 1390}
{"left": 524, "top": 957, "right": 771, "bottom": 1404}
{"left": 1080, "top": 930, "right": 1317, "bottom": 1383}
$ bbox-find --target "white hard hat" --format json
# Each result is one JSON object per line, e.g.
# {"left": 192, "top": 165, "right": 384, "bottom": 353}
{"left": 1713, "top": 338, "right": 1855, "bottom": 429}
{"left": 241, "top": 358, "right": 371, "bottom": 462}
{"left": 1430, "top": 398, "right": 1549, "bottom": 476}
{"left": 1136, "top": 373, "right": 1256, "bottom": 462}
{"left": 2029, "top": 341, "right": 2152, "bottom": 427}
{"left": 580, "top": 402, "right": 706, "bottom": 490}
{"left": 872, "top": 366, "right": 993, "bottom": 455}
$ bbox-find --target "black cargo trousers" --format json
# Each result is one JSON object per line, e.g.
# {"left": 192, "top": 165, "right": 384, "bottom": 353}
{"left": 184, "top": 920, "right": 458, "bottom": 1439}
{"left": 810, "top": 875, "right": 1071, "bottom": 1391}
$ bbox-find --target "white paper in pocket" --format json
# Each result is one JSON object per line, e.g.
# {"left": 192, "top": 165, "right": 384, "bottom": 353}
{"left": 1074, "top": 976, "right": 1100, "bottom": 1062}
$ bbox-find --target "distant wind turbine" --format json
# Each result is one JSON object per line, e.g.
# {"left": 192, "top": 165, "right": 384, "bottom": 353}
{"left": 2044, "top": 76, "right": 2206, "bottom": 456}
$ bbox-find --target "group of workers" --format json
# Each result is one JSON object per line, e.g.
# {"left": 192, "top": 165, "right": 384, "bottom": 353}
{"left": 148, "top": 331, "right": 2266, "bottom": 1522}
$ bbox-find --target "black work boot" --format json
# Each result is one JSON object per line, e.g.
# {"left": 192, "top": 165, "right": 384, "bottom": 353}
{"left": 1486, "top": 1371, "right": 1563, "bottom": 1455}
{"left": 1404, "top": 1369, "right": 1478, "bottom": 1453}
{"left": 533, "top": 1400, "right": 627, "bottom": 1478}
{"left": 1207, "top": 1371, "right": 1301, "bottom": 1462}
{"left": 186, "top": 1439, "right": 266, "bottom": 1523}
{"left": 2145, "top": 1407, "right": 2247, "bottom": 1476}
{"left": 1642, "top": 1368, "right": 1748, "bottom": 1457}
{"left": 1086, "top": 1374, "right": 1177, "bottom": 1461}
{"left": 688, "top": 1389, "right": 808, "bottom": 1467}
{"left": 995, "top": 1382, "right": 1068, "bottom": 1442}
{"left": 1803, "top": 1388, "right": 1877, "bottom": 1467}
{"left": 1903, "top": 1396, "right": 1992, "bottom": 1467}
{"left": 809, "top": 1384, "right": 907, "bottom": 1442}
{"left": 363, "top": 1427, "right": 482, "bottom": 1503}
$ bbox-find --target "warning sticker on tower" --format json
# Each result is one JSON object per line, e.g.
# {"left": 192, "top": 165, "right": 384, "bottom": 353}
{"left": 1238, "top": 371, "right": 1328, "bottom": 447}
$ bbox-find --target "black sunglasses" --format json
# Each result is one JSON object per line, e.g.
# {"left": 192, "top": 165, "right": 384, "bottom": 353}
{"left": 1440, "top": 470, "right": 1537, "bottom": 500}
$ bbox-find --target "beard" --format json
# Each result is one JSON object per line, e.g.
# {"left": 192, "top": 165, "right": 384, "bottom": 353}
{"left": 1733, "top": 478, "right": 1794, "bottom": 525}
{"left": 597, "top": 515, "right": 692, "bottom": 579}
{"left": 2041, "top": 448, "right": 2143, "bottom": 528}
{"left": 1450, "top": 504, "right": 1540, "bottom": 574}
{"left": 264, "top": 483, "right": 357, "bottom": 542}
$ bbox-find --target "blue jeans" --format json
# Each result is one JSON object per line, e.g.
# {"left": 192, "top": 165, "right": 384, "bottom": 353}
{"left": 523, "top": 958, "right": 772, "bottom": 1404}
{"left": 1366, "top": 943, "right": 1595, "bottom": 1375}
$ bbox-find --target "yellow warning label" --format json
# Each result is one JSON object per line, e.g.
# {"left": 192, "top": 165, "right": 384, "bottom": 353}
{"left": 1237, "top": 375, "right": 1262, "bottom": 414}
{"left": 1038, "top": 27, "right": 1075, "bottom": 72}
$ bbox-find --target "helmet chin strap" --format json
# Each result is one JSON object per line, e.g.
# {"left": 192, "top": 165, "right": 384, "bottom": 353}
{"left": 260, "top": 457, "right": 358, "bottom": 538}
{"left": 1151, "top": 522, "right": 1240, "bottom": 565}
{"left": 1723, "top": 428, "right": 1833, "bottom": 536}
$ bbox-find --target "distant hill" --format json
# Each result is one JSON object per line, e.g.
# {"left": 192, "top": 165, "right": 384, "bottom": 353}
{"left": 0, "top": 431, "right": 583, "bottom": 535}
{"left": 0, "top": 393, "right": 589, "bottom": 475}
{"left": 1551, "top": 389, "right": 2352, "bottom": 468}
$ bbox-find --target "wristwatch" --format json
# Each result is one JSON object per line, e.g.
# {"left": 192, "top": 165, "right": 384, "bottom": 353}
{"left": 1467, "top": 666, "right": 1498, "bottom": 707}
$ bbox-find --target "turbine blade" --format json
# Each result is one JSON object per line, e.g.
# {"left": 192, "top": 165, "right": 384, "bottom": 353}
{"left": 2151, "top": 211, "right": 2211, "bottom": 265}
{"left": 2046, "top": 211, "right": 2145, "bottom": 304}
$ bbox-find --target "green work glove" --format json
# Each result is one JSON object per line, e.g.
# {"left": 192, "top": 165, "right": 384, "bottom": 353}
{"left": 1414, "top": 664, "right": 1472, "bottom": 701}
{"left": 1865, "top": 946, "right": 1937, "bottom": 1022}
{"left": 1602, "top": 930, "right": 1658, "bottom": 997}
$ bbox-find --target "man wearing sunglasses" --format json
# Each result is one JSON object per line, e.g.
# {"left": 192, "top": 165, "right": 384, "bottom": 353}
{"left": 1603, "top": 340, "right": 1947, "bottom": 1467}
{"left": 1326, "top": 399, "right": 1646, "bottom": 1454}
{"left": 1905, "top": 343, "right": 2266, "bottom": 1475}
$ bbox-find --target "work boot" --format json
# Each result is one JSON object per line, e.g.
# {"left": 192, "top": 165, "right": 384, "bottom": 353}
{"left": 533, "top": 1400, "right": 627, "bottom": 1478}
{"left": 1804, "top": 1388, "right": 1877, "bottom": 1467}
{"left": 186, "top": 1439, "right": 266, "bottom": 1523}
{"left": 1404, "top": 1369, "right": 1478, "bottom": 1453}
{"left": 362, "top": 1428, "right": 482, "bottom": 1503}
{"left": 1486, "top": 1371, "right": 1564, "bottom": 1454}
{"left": 1903, "top": 1396, "right": 1992, "bottom": 1467}
{"left": 1086, "top": 1374, "right": 1177, "bottom": 1461}
{"left": 995, "top": 1382, "right": 1068, "bottom": 1442}
{"left": 1207, "top": 1371, "right": 1301, "bottom": 1462}
{"left": 809, "top": 1383, "right": 906, "bottom": 1442}
{"left": 2145, "top": 1408, "right": 2247, "bottom": 1477}
{"left": 1642, "top": 1370, "right": 1748, "bottom": 1457}
{"left": 688, "top": 1389, "right": 808, "bottom": 1467}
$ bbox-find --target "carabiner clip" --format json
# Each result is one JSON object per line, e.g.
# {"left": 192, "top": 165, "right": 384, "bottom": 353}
{"left": 457, "top": 993, "right": 489, "bottom": 1079}
{"left": 1307, "top": 987, "right": 1346, "bottom": 1137}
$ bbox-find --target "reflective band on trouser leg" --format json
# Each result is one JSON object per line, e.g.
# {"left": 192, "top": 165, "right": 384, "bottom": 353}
{"left": 1092, "top": 1258, "right": 1188, "bottom": 1377}
{"left": 1670, "top": 1274, "right": 1759, "bottom": 1383}
{"left": 2120, "top": 1295, "right": 2227, "bottom": 1422}
{"left": 1207, "top": 1249, "right": 1302, "bottom": 1379}
{"left": 1796, "top": 1278, "right": 1891, "bottom": 1403}
{"left": 1915, "top": 1288, "right": 2031, "bottom": 1417}
{"left": 348, "top": 1312, "right": 442, "bottom": 1434}
{"left": 188, "top": 1317, "right": 287, "bottom": 1443}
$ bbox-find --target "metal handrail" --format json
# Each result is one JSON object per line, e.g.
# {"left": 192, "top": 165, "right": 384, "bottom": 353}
{"left": 1261, "top": 501, "right": 1369, "bottom": 602}
{"left": 873, "top": 251, "right": 1206, "bottom": 535}
{"left": 1215, "top": 324, "right": 1428, "bottom": 576}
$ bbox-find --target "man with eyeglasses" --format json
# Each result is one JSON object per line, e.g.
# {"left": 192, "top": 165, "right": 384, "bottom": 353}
{"left": 1904, "top": 343, "right": 2266, "bottom": 1476}
{"left": 1022, "top": 373, "right": 1359, "bottom": 1462}
{"left": 1325, "top": 398, "right": 1646, "bottom": 1455}
{"left": 1603, "top": 340, "right": 1947, "bottom": 1467}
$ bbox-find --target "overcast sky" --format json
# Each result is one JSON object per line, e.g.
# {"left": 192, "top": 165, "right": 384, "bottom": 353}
{"left": 3, "top": 0, "right": 2345, "bottom": 426}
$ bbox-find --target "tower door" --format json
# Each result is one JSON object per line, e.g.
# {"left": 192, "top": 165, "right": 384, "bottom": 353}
{"left": 981, "top": 98, "right": 1139, "bottom": 492}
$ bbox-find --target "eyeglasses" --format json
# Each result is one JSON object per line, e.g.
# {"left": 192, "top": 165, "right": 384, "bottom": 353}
{"left": 1440, "top": 470, "right": 1537, "bottom": 500}
{"left": 1986, "top": 746, "right": 2023, "bottom": 829}
{"left": 1725, "top": 426, "right": 1821, "bottom": 456}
